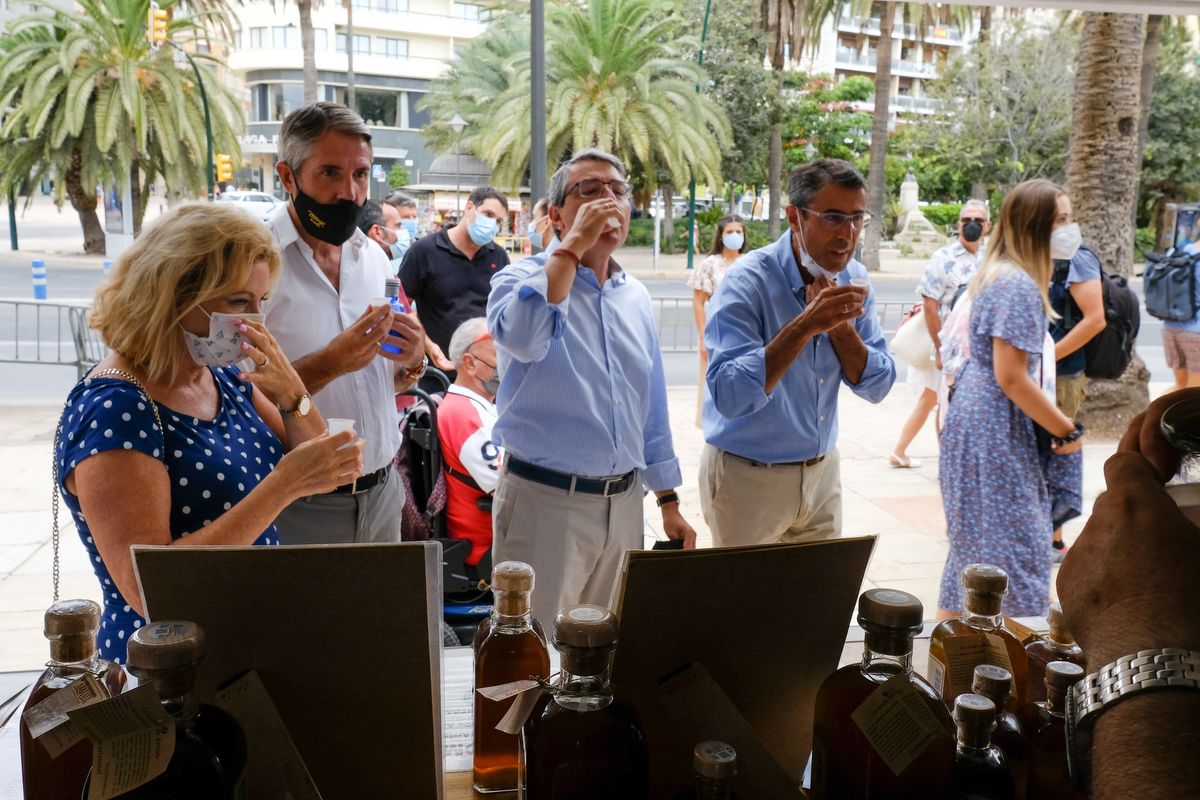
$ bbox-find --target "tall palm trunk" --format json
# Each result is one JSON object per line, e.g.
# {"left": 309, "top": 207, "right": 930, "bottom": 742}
{"left": 767, "top": 67, "right": 783, "bottom": 240}
{"left": 298, "top": 0, "right": 318, "bottom": 103}
{"left": 65, "top": 147, "right": 104, "bottom": 255}
{"left": 662, "top": 183, "right": 676, "bottom": 253}
{"left": 1133, "top": 15, "right": 1163, "bottom": 235}
{"left": 1067, "top": 12, "right": 1148, "bottom": 435}
{"left": 860, "top": 2, "right": 895, "bottom": 271}
{"left": 344, "top": 0, "right": 356, "bottom": 109}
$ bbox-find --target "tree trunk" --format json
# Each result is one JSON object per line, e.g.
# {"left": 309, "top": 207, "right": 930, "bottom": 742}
{"left": 768, "top": 123, "right": 782, "bottom": 239}
{"left": 299, "top": 0, "right": 318, "bottom": 103}
{"left": 860, "top": 2, "right": 895, "bottom": 272}
{"left": 1067, "top": 13, "right": 1148, "bottom": 435}
{"left": 65, "top": 147, "right": 104, "bottom": 255}
{"left": 978, "top": 6, "right": 992, "bottom": 46}
{"left": 1133, "top": 15, "right": 1164, "bottom": 236}
{"left": 662, "top": 183, "right": 676, "bottom": 253}
{"left": 344, "top": 0, "right": 356, "bottom": 109}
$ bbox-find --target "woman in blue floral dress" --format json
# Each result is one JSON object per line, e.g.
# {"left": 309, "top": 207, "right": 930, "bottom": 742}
{"left": 938, "top": 179, "right": 1086, "bottom": 617}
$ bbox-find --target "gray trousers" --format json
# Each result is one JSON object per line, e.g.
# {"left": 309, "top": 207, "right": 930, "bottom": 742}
{"left": 492, "top": 468, "right": 643, "bottom": 626}
{"left": 274, "top": 465, "right": 404, "bottom": 545}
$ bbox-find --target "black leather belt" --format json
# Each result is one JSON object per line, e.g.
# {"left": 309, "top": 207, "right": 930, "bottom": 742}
{"left": 727, "top": 451, "right": 826, "bottom": 468}
{"left": 506, "top": 457, "right": 637, "bottom": 497}
{"left": 330, "top": 465, "right": 389, "bottom": 495}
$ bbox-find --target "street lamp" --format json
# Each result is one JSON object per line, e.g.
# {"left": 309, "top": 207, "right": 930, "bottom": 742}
{"left": 449, "top": 113, "right": 467, "bottom": 215}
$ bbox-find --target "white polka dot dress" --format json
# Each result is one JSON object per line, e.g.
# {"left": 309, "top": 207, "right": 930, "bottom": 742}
{"left": 56, "top": 366, "right": 283, "bottom": 664}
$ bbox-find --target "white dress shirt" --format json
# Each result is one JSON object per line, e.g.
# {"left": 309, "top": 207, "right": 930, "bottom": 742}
{"left": 263, "top": 205, "right": 400, "bottom": 472}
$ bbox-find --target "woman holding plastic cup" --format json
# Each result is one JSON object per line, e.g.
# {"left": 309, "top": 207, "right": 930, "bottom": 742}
{"left": 54, "top": 203, "right": 363, "bottom": 664}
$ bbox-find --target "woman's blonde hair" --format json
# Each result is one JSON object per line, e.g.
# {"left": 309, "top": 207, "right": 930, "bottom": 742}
{"left": 91, "top": 203, "right": 281, "bottom": 384}
{"left": 970, "top": 178, "right": 1063, "bottom": 316}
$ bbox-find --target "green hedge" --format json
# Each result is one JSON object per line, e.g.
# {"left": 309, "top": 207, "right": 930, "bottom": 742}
{"left": 626, "top": 218, "right": 778, "bottom": 253}
{"left": 922, "top": 203, "right": 962, "bottom": 228}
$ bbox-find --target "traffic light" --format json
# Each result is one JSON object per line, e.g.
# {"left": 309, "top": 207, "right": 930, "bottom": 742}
{"left": 215, "top": 154, "right": 234, "bottom": 184}
{"left": 148, "top": 1, "right": 169, "bottom": 49}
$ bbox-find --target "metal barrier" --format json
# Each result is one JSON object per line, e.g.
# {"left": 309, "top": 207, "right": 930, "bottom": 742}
{"left": 651, "top": 297, "right": 916, "bottom": 353}
{"left": 0, "top": 299, "right": 108, "bottom": 377}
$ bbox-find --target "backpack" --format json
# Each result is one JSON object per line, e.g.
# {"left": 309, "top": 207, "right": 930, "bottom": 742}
{"left": 1051, "top": 246, "right": 1140, "bottom": 381}
{"left": 1143, "top": 250, "right": 1199, "bottom": 322}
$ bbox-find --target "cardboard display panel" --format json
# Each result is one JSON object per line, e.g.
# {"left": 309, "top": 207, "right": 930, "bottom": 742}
{"left": 133, "top": 543, "right": 443, "bottom": 800}
{"left": 613, "top": 536, "right": 876, "bottom": 797}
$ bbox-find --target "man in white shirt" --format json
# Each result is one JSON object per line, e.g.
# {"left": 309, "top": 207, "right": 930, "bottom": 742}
{"left": 263, "top": 102, "right": 428, "bottom": 544}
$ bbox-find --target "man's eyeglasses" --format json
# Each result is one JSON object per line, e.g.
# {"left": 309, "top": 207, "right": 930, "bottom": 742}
{"left": 566, "top": 179, "right": 632, "bottom": 200}
{"left": 959, "top": 217, "right": 987, "bottom": 225}
{"left": 800, "top": 208, "right": 872, "bottom": 231}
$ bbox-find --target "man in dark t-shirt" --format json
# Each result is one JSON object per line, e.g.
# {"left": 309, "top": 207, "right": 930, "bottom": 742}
{"left": 398, "top": 186, "right": 510, "bottom": 384}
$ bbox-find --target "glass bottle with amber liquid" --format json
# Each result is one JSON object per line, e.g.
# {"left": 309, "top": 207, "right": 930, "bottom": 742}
{"left": 810, "top": 589, "right": 956, "bottom": 800}
{"left": 84, "top": 621, "right": 247, "bottom": 799}
{"left": 1023, "top": 660, "right": 1086, "bottom": 800}
{"left": 675, "top": 741, "right": 740, "bottom": 800}
{"left": 1024, "top": 602, "right": 1085, "bottom": 704}
{"left": 971, "top": 664, "right": 1029, "bottom": 799}
{"left": 473, "top": 561, "right": 550, "bottom": 793}
{"left": 953, "top": 693, "right": 1015, "bottom": 799}
{"left": 20, "top": 599, "right": 127, "bottom": 800}
{"left": 927, "top": 564, "right": 1028, "bottom": 710}
{"left": 521, "top": 605, "right": 649, "bottom": 800}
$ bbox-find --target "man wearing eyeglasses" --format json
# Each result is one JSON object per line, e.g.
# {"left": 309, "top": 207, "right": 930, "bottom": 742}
{"left": 891, "top": 199, "right": 991, "bottom": 468}
{"left": 700, "top": 158, "right": 896, "bottom": 548}
{"left": 487, "top": 147, "right": 696, "bottom": 625}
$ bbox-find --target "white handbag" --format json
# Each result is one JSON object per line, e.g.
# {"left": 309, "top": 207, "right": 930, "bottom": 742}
{"left": 890, "top": 309, "right": 935, "bottom": 370}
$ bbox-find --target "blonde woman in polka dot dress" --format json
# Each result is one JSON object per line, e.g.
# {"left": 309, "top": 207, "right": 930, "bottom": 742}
{"left": 55, "top": 204, "right": 364, "bottom": 663}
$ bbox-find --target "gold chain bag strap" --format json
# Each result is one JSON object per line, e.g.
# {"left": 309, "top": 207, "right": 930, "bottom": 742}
{"left": 51, "top": 368, "right": 164, "bottom": 601}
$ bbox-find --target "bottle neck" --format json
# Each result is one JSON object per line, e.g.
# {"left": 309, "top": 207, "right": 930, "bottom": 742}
{"left": 48, "top": 634, "right": 100, "bottom": 668}
{"left": 956, "top": 723, "right": 995, "bottom": 752}
{"left": 491, "top": 590, "right": 532, "bottom": 630}
{"left": 134, "top": 667, "right": 200, "bottom": 719}
{"left": 48, "top": 652, "right": 102, "bottom": 677}
{"left": 694, "top": 775, "right": 735, "bottom": 800}
{"left": 961, "top": 594, "right": 1003, "bottom": 630}
{"left": 861, "top": 628, "right": 915, "bottom": 675}
{"left": 1043, "top": 687, "right": 1068, "bottom": 717}
{"left": 555, "top": 646, "right": 616, "bottom": 700}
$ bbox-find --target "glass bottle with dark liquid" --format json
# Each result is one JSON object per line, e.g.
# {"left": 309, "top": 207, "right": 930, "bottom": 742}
{"left": 928, "top": 564, "right": 1028, "bottom": 710}
{"left": 684, "top": 740, "right": 740, "bottom": 800}
{"left": 20, "top": 599, "right": 127, "bottom": 800}
{"left": 1023, "top": 660, "right": 1086, "bottom": 800}
{"left": 952, "top": 693, "right": 1015, "bottom": 800}
{"left": 473, "top": 561, "right": 550, "bottom": 793}
{"left": 1024, "top": 602, "right": 1085, "bottom": 704}
{"left": 971, "top": 664, "right": 1029, "bottom": 800}
{"left": 810, "top": 588, "right": 955, "bottom": 799}
{"left": 521, "top": 605, "right": 649, "bottom": 800}
{"left": 84, "top": 620, "right": 248, "bottom": 799}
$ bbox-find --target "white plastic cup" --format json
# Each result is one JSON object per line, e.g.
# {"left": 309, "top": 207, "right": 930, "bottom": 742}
{"left": 1167, "top": 483, "right": 1200, "bottom": 527}
{"left": 850, "top": 277, "right": 870, "bottom": 288}
{"left": 327, "top": 418, "right": 357, "bottom": 450}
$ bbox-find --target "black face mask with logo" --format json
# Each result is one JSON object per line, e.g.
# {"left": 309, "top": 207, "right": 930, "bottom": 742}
{"left": 961, "top": 220, "right": 984, "bottom": 243}
{"left": 291, "top": 183, "right": 361, "bottom": 246}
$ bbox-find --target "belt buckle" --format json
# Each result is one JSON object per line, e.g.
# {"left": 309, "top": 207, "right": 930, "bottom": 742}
{"left": 350, "top": 473, "right": 369, "bottom": 495}
{"left": 603, "top": 476, "right": 624, "bottom": 497}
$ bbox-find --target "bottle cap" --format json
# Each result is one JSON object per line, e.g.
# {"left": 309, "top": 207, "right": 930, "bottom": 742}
{"left": 492, "top": 561, "right": 535, "bottom": 593}
{"left": 1045, "top": 660, "right": 1085, "bottom": 691}
{"left": 953, "top": 693, "right": 997, "bottom": 731}
{"left": 126, "top": 621, "right": 205, "bottom": 673}
{"left": 384, "top": 277, "right": 402, "bottom": 297}
{"left": 44, "top": 599, "right": 101, "bottom": 638}
{"left": 554, "top": 605, "right": 618, "bottom": 649}
{"left": 693, "top": 740, "right": 737, "bottom": 780}
{"left": 857, "top": 588, "right": 924, "bottom": 630}
{"left": 971, "top": 664, "right": 1013, "bottom": 703}
{"left": 1046, "top": 602, "right": 1075, "bottom": 645}
{"left": 961, "top": 563, "right": 1009, "bottom": 595}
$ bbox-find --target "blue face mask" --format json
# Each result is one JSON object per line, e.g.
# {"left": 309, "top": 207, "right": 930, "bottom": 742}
{"left": 527, "top": 220, "right": 544, "bottom": 251}
{"left": 401, "top": 218, "right": 418, "bottom": 239}
{"left": 722, "top": 232, "right": 745, "bottom": 252}
{"left": 468, "top": 212, "right": 498, "bottom": 246}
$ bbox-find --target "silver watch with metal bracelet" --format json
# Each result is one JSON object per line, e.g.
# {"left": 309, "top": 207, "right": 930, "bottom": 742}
{"left": 1066, "top": 647, "right": 1200, "bottom": 789}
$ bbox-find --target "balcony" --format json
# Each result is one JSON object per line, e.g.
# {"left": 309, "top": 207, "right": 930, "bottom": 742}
{"left": 864, "top": 93, "right": 942, "bottom": 114}
{"left": 837, "top": 16, "right": 923, "bottom": 41}
{"left": 925, "top": 25, "right": 964, "bottom": 45}
{"left": 893, "top": 58, "right": 937, "bottom": 78}
{"left": 835, "top": 51, "right": 938, "bottom": 79}
{"left": 229, "top": 47, "right": 451, "bottom": 81}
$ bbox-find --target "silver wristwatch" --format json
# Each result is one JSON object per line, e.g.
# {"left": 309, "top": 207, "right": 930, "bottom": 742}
{"left": 1066, "top": 647, "right": 1200, "bottom": 789}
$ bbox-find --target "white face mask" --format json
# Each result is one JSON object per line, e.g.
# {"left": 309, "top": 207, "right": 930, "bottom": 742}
{"left": 182, "top": 310, "right": 265, "bottom": 367}
{"left": 1050, "top": 222, "right": 1083, "bottom": 261}
{"left": 794, "top": 227, "right": 839, "bottom": 282}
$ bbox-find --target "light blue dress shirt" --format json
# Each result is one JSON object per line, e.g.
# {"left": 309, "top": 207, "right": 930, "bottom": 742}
{"left": 702, "top": 232, "right": 896, "bottom": 463}
{"left": 487, "top": 252, "right": 682, "bottom": 491}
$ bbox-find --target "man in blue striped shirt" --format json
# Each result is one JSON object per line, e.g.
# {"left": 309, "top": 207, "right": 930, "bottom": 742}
{"left": 700, "top": 159, "right": 896, "bottom": 548}
{"left": 487, "top": 148, "right": 695, "bottom": 624}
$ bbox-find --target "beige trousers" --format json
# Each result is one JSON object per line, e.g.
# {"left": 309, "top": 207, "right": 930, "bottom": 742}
{"left": 491, "top": 468, "right": 643, "bottom": 626}
{"left": 698, "top": 444, "right": 842, "bottom": 547}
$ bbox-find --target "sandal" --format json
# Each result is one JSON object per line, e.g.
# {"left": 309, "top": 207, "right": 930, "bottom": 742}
{"left": 889, "top": 453, "right": 922, "bottom": 469}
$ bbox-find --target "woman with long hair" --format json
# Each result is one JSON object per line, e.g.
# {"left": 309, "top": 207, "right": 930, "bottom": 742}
{"left": 688, "top": 215, "right": 747, "bottom": 426}
{"left": 937, "top": 179, "right": 1085, "bottom": 617}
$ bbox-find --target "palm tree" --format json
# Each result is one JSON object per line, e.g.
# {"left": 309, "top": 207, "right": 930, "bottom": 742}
{"left": 0, "top": 0, "right": 243, "bottom": 248}
{"left": 424, "top": 0, "right": 731, "bottom": 199}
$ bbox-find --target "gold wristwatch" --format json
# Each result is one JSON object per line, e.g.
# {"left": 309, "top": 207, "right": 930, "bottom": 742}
{"left": 281, "top": 393, "right": 312, "bottom": 419}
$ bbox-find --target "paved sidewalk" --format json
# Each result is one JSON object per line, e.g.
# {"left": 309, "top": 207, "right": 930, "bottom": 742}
{"left": 0, "top": 378, "right": 1147, "bottom": 672}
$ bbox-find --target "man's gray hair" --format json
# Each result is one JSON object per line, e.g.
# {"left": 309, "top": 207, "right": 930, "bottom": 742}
{"left": 960, "top": 199, "right": 990, "bottom": 221}
{"left": 384, "top": 190, "right": 417, "bottom": 210}
{"left": 448, "top": 317, "right": 490, "bottom": 366}
{"left": 548, "top": 148, "right": 627, "bottom": 208}
{"left": 278, "top": 102, "right": 372, "bottom": 172}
